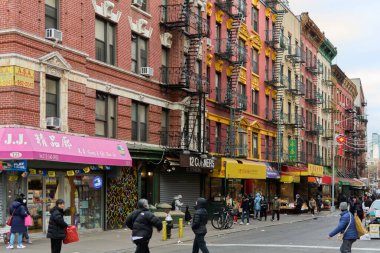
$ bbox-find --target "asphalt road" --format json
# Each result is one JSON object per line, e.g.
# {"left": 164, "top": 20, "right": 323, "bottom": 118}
{"left": 153, "top": 215, "right": 380, "bottom": 253}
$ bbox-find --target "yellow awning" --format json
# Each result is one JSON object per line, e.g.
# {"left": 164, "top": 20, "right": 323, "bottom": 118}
{"left": 300, "top": 164, "right": 324, "bottom": 177}
{"left": 280, "top": 175, "right": 300, "bottom": 183}
{"left": 210, "top": 158, "right": 266, "bottom": 179}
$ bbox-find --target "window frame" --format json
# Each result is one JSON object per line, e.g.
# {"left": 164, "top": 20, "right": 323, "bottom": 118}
{"left": 45, "top": 0, "right": 59, "bottom": 30}
{"left": 251, "top": 7, "right": 258, "bottom": 32}
{"left": 161, "top": 108, "right": 169, "bottom": 146}
{"left": 131, "top": 33, "right": 148, "bottom": 74}
{"left": 252, "top": 48, "right": 259, "bottom": 74}
{"left": 252, "top": 89, "right": 258, "bottom": 115}
{"left": 95, "top": 91, "right": 117, "bottom": 138}
{"left": 95, "top": 17, "right": 116, "bottom": 65}
{"left": 46, "top": 76, "right": 60, "bottom": 118}
{"left": 132, "top": 101, "right": 148, "bottom": 142}
{"left": 252, "top": 133, "right": 259, "bottom": 159}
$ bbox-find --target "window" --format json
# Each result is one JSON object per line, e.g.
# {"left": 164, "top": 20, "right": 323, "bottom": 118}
{"left": 131, "top": 33, "right": 148, "bottom": 73}
{"left": 252, "top": 133, "right": 258, "bottom": 158}
{"left": 288, "top": 34, "right": 292, "bottom": 54}
{"left": 46, "top": 76, "right": 59, "bottom": 118}
{"left": 272, "top": 137, "right": 276, "bottom": 160}
{"left": 238, "top": 39, "right": 246, "bottom": 65}
{"left": 161, "top": 47, "right": 169, "bottom": 83}
{"left": 216, "top": 23, "right": 221, "bottom": 52}
{"left": 252, "top": 89, "right": 258, "bottom": 115}
{"left": 265, "top": 95, "right": 269, "bottom": 119}
{"left": 252, "top": 49, "right": 259, "bottom": 74}
{"left": 161, "top": 109, "right": 169, "bottom": 146}
{"left": 95, "top": 92, "right": 116, "bottom": 138}
{"left": 206, "top": 66, "right": 210, "bottom": 90}
{"left": 238, "top": 129, "right": 247, "bottom": 157}
{"left": 215, "top": 123, "right": 221, "bottom": 153}
{"left": 272, "top": 98, "right": 276, "bottom": 120}
{"left": 238, "top": 83, "right": 246, "bottom": 110}
{"left": 288, "top": 102, "right": 291, "bottom": 122}
{"left": 132, "top": 101, "right": 148, "bottom": 142}
{"left": 287, "top": 70, "right": 292, "bottom": 89}
{"left": 45, "top": 0, "right": 59, "bottom": 30}
{"left": 251, "top": 7, "right": 258, "bottom": 32}
{"left": 215, "top": 72, "right": 221, "bottom": 101}
{"left": 95, "top": 18, "right": 116, "bottom": 65}
{"left": 265, "top": 56, "right": 269, "bottom": 81}
{"left": 265, "top": 136, "right": 269, "bottom": 160}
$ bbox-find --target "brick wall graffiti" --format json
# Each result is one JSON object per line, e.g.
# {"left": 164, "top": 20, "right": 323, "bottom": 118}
{"left": 106, "top": 167, "right": 138, "bottom": 229}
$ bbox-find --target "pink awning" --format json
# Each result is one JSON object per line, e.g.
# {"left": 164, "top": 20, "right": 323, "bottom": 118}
{"left": 0, "top": 127, "right": 132, "bottom": 166}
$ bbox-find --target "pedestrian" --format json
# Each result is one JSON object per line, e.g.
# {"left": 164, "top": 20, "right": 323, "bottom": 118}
{"left": 295, "top": 194, "right": 303, "bottom": 214}
{"left": 240, "top": 194, "right": 250, "bottom": 225}
{"left": 248, "top": 193, "right": 255, "bottom": 214}
{"left": 271, "top": 196, "right": 280, "bottom": 221}
{"left": 316, "top": 195, "right": 322, "bottom": 213}
{"left": 254, "top": 193, "right": 261, "bottom": 219}
{"left": 185, "top": 205, "right": 192, "bottom": 225}
{"left": 6, "top": 196, "right": 28, "bottom": 249}
{"left": 309, "top": 197, "right": 316, "bottom": 216}
{"left": 232, "top": 197, "right": 240, "bottom": 224}
{"left": 126, "top": 198, "right": 163, "bottom": 253}
{"left": 20, "top": 194, "right": 32, "bottom": 244}
{"left": 355, "top": 197, "right": 364, "bottom": 220}
{"left": 328, "top": 202, "right": 358, "bottom": 253}
{"left": 47, "top": 199, "right": 68, "bottom": 253}
{"left": 260, "top": 196, "right": 268, "bottom": 221}
{"left": 192, "top": 198, "right": 209, "bottom": 253}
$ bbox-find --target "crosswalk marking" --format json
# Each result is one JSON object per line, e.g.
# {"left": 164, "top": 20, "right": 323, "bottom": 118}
{"left": 181, "top": 243, "right": 380, "bottom": 251}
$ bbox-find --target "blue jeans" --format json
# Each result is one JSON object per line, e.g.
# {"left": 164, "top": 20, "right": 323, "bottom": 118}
{"left": 241, "top": 210, "right": 250, "bottom": 223}
{"left": 9, "top": 232, "right": 23, "bottom": 246}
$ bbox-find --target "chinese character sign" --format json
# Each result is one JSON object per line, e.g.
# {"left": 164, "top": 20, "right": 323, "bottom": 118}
{"left": 288, "top": 139, "right": 297, "bottom": 162}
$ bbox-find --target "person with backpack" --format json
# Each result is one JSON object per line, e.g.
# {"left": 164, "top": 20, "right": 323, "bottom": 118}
{"left": 126, "top": 199, "right": 162, "bottom": 253}
{"left": 192, "top": 198, "right": 209, "bottom": 253}
{"left": 6, "top": 197, "right": 28, "bottom": 249}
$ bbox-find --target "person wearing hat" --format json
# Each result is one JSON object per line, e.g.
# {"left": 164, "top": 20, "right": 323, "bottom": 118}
{"left": 328, "top": 202, "right": 358, "bottom": 253}
{"left": 271, "top": 196, "right": 280, "bottom": 221}
{"left": 125, "top": 199, "right": 162, "bottom": 253}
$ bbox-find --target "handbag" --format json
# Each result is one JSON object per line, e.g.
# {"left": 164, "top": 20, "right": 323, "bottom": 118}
{"left": 24, "top": 215, "right": 33, "bottom": 227}
{"left": 63, "top": 226, "right": 79, "bottom": 244}
{"left": 354, "top": 213, "right": 367, "bottom": 237}
{"left": 337, "top": 213, "right": 352, "bottom": 241}
{"left": 6, "top": 208, "right": 17, "bottom": 226}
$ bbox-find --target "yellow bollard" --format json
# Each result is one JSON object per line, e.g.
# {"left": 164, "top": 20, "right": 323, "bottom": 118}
{"left": 178, "top": 218, "right": 183, "bottom": 241}
{"left": 162, "top": 221, "right": 167, "bottom": 241}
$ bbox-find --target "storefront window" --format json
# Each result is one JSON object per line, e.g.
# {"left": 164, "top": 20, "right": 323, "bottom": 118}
{"left": 210, "top": 178, "right": 223, "bottom": 201}
{"left": 250, "top": 179, "right": 266, "bottom": 196}
{"left": 280, "top": 183, "right": 294, "bottom": 203}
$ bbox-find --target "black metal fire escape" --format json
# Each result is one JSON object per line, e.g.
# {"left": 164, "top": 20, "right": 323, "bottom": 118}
{"left": 213, "top": 0, "right": 247, "bottom": 158}
{"left": 265, "top": 0, "right": 287, "bottom": 167}
{"left": 159, "top": 0, "right": 209, "bottom": 152}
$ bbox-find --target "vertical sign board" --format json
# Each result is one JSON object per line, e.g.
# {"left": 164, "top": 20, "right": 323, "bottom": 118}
{"left": 288, "top": 139, "right": 297, "bottom": 162}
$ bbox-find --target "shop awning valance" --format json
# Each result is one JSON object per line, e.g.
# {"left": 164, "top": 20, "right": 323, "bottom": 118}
{"left": 210, "top": 158, "right": 266, "bottom": 179}
{"left": 300, "top": 163, "right": 324, "bottom": 177}
{"left": 0, "top": 127, "right": 132, "bottom": 166}
{"left": 321, "top": 176, "right": 339, "bottom": 185}
{"left": 280, "top": 173, "right": 300, "bottom": 183}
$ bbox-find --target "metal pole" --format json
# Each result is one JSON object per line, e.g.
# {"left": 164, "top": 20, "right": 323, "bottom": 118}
{"left": 331, "top": 121, "right": 336, "bottom": 212}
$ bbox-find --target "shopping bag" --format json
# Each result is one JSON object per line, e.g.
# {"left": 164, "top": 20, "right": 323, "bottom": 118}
{"left": 24, "top": 215, "right": 33, "bottom": 227}
{"left": 355, "top": 214, "right": 368, "bottom": 237}
{"left": 63, "top": 226, "right": 79, "bottom": 244}
{"left": 6, "top": 216, "right": 13, "bottom": 226}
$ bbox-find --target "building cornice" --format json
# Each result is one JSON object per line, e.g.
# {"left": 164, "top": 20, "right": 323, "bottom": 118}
{"left": 300, "top": 13, "right": 324, "bottom": 48}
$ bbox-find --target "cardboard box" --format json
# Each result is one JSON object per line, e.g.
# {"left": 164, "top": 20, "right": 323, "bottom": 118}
{"left": 369, "top": 224, "right": 380, "bottom": 238}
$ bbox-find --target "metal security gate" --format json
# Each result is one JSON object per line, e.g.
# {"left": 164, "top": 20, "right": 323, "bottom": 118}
{"left": 160, "top": 172, "right": 200, "bottom": 213}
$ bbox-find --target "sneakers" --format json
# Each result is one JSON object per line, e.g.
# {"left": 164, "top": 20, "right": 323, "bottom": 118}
{"left": 17, "top": 245, "right": 26, "bottom": 249}
{"left": 246, "top": 223, "right": 250, "bottom": 225}
{"left": 6, "top": 245, "right": 14, "bottom": 249}
{"left": 240, "top": 222, "right": 244, "bottom": 225}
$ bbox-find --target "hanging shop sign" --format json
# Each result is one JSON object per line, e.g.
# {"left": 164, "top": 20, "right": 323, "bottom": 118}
{"left": 180, "top": 154, "right": 215, "bottom": 169}
{"left": 306, "top": 164, "right": 324, "bottom": 177}
{"left": 1, "top": 160, "right": 27, "bottom": 171}
{"left": 93, "top": 176, "right": 103, "bottom": 189}
{"left": 288, "top": 139, "right": 297, "bottom": 162}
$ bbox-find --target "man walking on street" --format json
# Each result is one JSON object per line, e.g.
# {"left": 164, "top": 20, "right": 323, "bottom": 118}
{"left": 328, "top": 202, "right": 358, "bottom": 253}
{"left": 271, "top": 196, "right": 280, "bottom": 221}
{"left": 126, "top": 199, "right": 163, "bottom": 253}
{"left": 192, "top": 198, "right": 209, "bottom": 253}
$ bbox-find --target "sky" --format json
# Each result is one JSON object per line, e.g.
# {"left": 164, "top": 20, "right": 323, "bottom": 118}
{"left": 288, "top": 0, "right": 380, "bottom": 140}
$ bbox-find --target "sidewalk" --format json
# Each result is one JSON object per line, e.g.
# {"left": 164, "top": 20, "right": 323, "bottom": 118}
{"left": 7, "top": 211, "right": 333, "bottom": 253}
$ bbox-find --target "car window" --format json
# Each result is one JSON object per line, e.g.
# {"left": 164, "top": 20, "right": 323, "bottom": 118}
{"left": 371, "top": 201, "right": 380, "bottom": 210}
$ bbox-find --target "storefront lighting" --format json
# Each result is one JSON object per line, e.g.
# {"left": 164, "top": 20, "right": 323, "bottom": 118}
{"left": 166, "top": 169, "right": 172, "bottom": 173}
{"left": 148, "top": 172, "right": 153, "bottom": 176}
{"left": 171, "top": 167, "right": 176, "bottom": 171}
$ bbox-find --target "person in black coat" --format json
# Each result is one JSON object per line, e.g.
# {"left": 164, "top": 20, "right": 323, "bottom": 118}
{"left": 47, "top": 199, "right": 68, "bottom": 253}
{"left": 192, "top": 197, "right": 209, "bottom": 253}
{"left": 240, "top": 194, "right": 250, "bottom": 225}
{"left": 260, "top": 196, "right": 268, "bottom": 221}
{"left": 6, "top": 197, "right": 28, "bottom": 249}
{"left": 20, "top": 194, "right": 32, "bottom": 244}
{"left": 126, "top": 198, "right": 162, "bottom": 253}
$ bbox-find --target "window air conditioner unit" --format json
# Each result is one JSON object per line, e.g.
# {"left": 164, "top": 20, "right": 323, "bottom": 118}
{"left": 132, "top": 0, "right": 143, "bottom": 7}
{"left": 45, "top": 28, "right": 63, "bottom": 42}
{"left": 206, "top": 38, "right": 212, "bottom": 47}
{"left": 140, "top": 67, "right": 154, "bottom": 77}
{"left": 46, "top": 117, "right": 61, "bottom": 130}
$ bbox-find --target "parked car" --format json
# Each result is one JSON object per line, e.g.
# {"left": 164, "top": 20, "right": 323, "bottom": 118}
{"left": 368, "top": 200, "right": 380, "bottom": 220}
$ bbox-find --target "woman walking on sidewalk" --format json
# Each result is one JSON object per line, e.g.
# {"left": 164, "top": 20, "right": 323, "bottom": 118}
{"left": 6, "top": 197, "right": 28, "bottom": 249}
{"left": 47, "top": 199, "right": 68, "bottom": 253}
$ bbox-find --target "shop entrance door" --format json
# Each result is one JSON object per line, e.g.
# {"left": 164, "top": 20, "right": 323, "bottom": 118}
{"left": 27, "top": 176, "right": 63, "bottom": 233}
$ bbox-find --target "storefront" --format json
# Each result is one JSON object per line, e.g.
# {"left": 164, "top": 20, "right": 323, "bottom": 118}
{"left": 159, "top": 154, "right": 214, "bottom": 212}
{"left": 280, "top": 166, "right": 302, "bottom": 202}
{"left": 299, "top": 164, "right": 324, "bottom": 200}
{"left": 207, "top": 158, "right": 266, "bottom": 201}
{"left": 0, "top": 127, "right": 132, "bottom": 233}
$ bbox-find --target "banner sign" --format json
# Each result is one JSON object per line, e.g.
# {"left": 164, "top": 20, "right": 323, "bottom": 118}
{"left": 288, "top": 139, "right": 297, "bottom": 162}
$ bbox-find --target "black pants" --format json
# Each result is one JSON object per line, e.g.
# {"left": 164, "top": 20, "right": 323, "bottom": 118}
{"left": 310, "top": 207, "right": 315, "bottom": 215}
{"left": 271, "top": 210, "right": 280, "bottom": 221}
{"left": 192, "top": 233, "right": 209, "bottom": 253}
{"left": 260, "top": 209, "right": 267, "bottom": 220}
{"left": 134, "top": 239, "right": 150, "bottom": 253}
{"left": 295, "top": 205, "right": 302, "bottom": 214}
{"left": 50, "top": 239, "right": 63, "bottom": 253}
{"left": 340, "top": 239, "right": 356, "bottom": 253}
